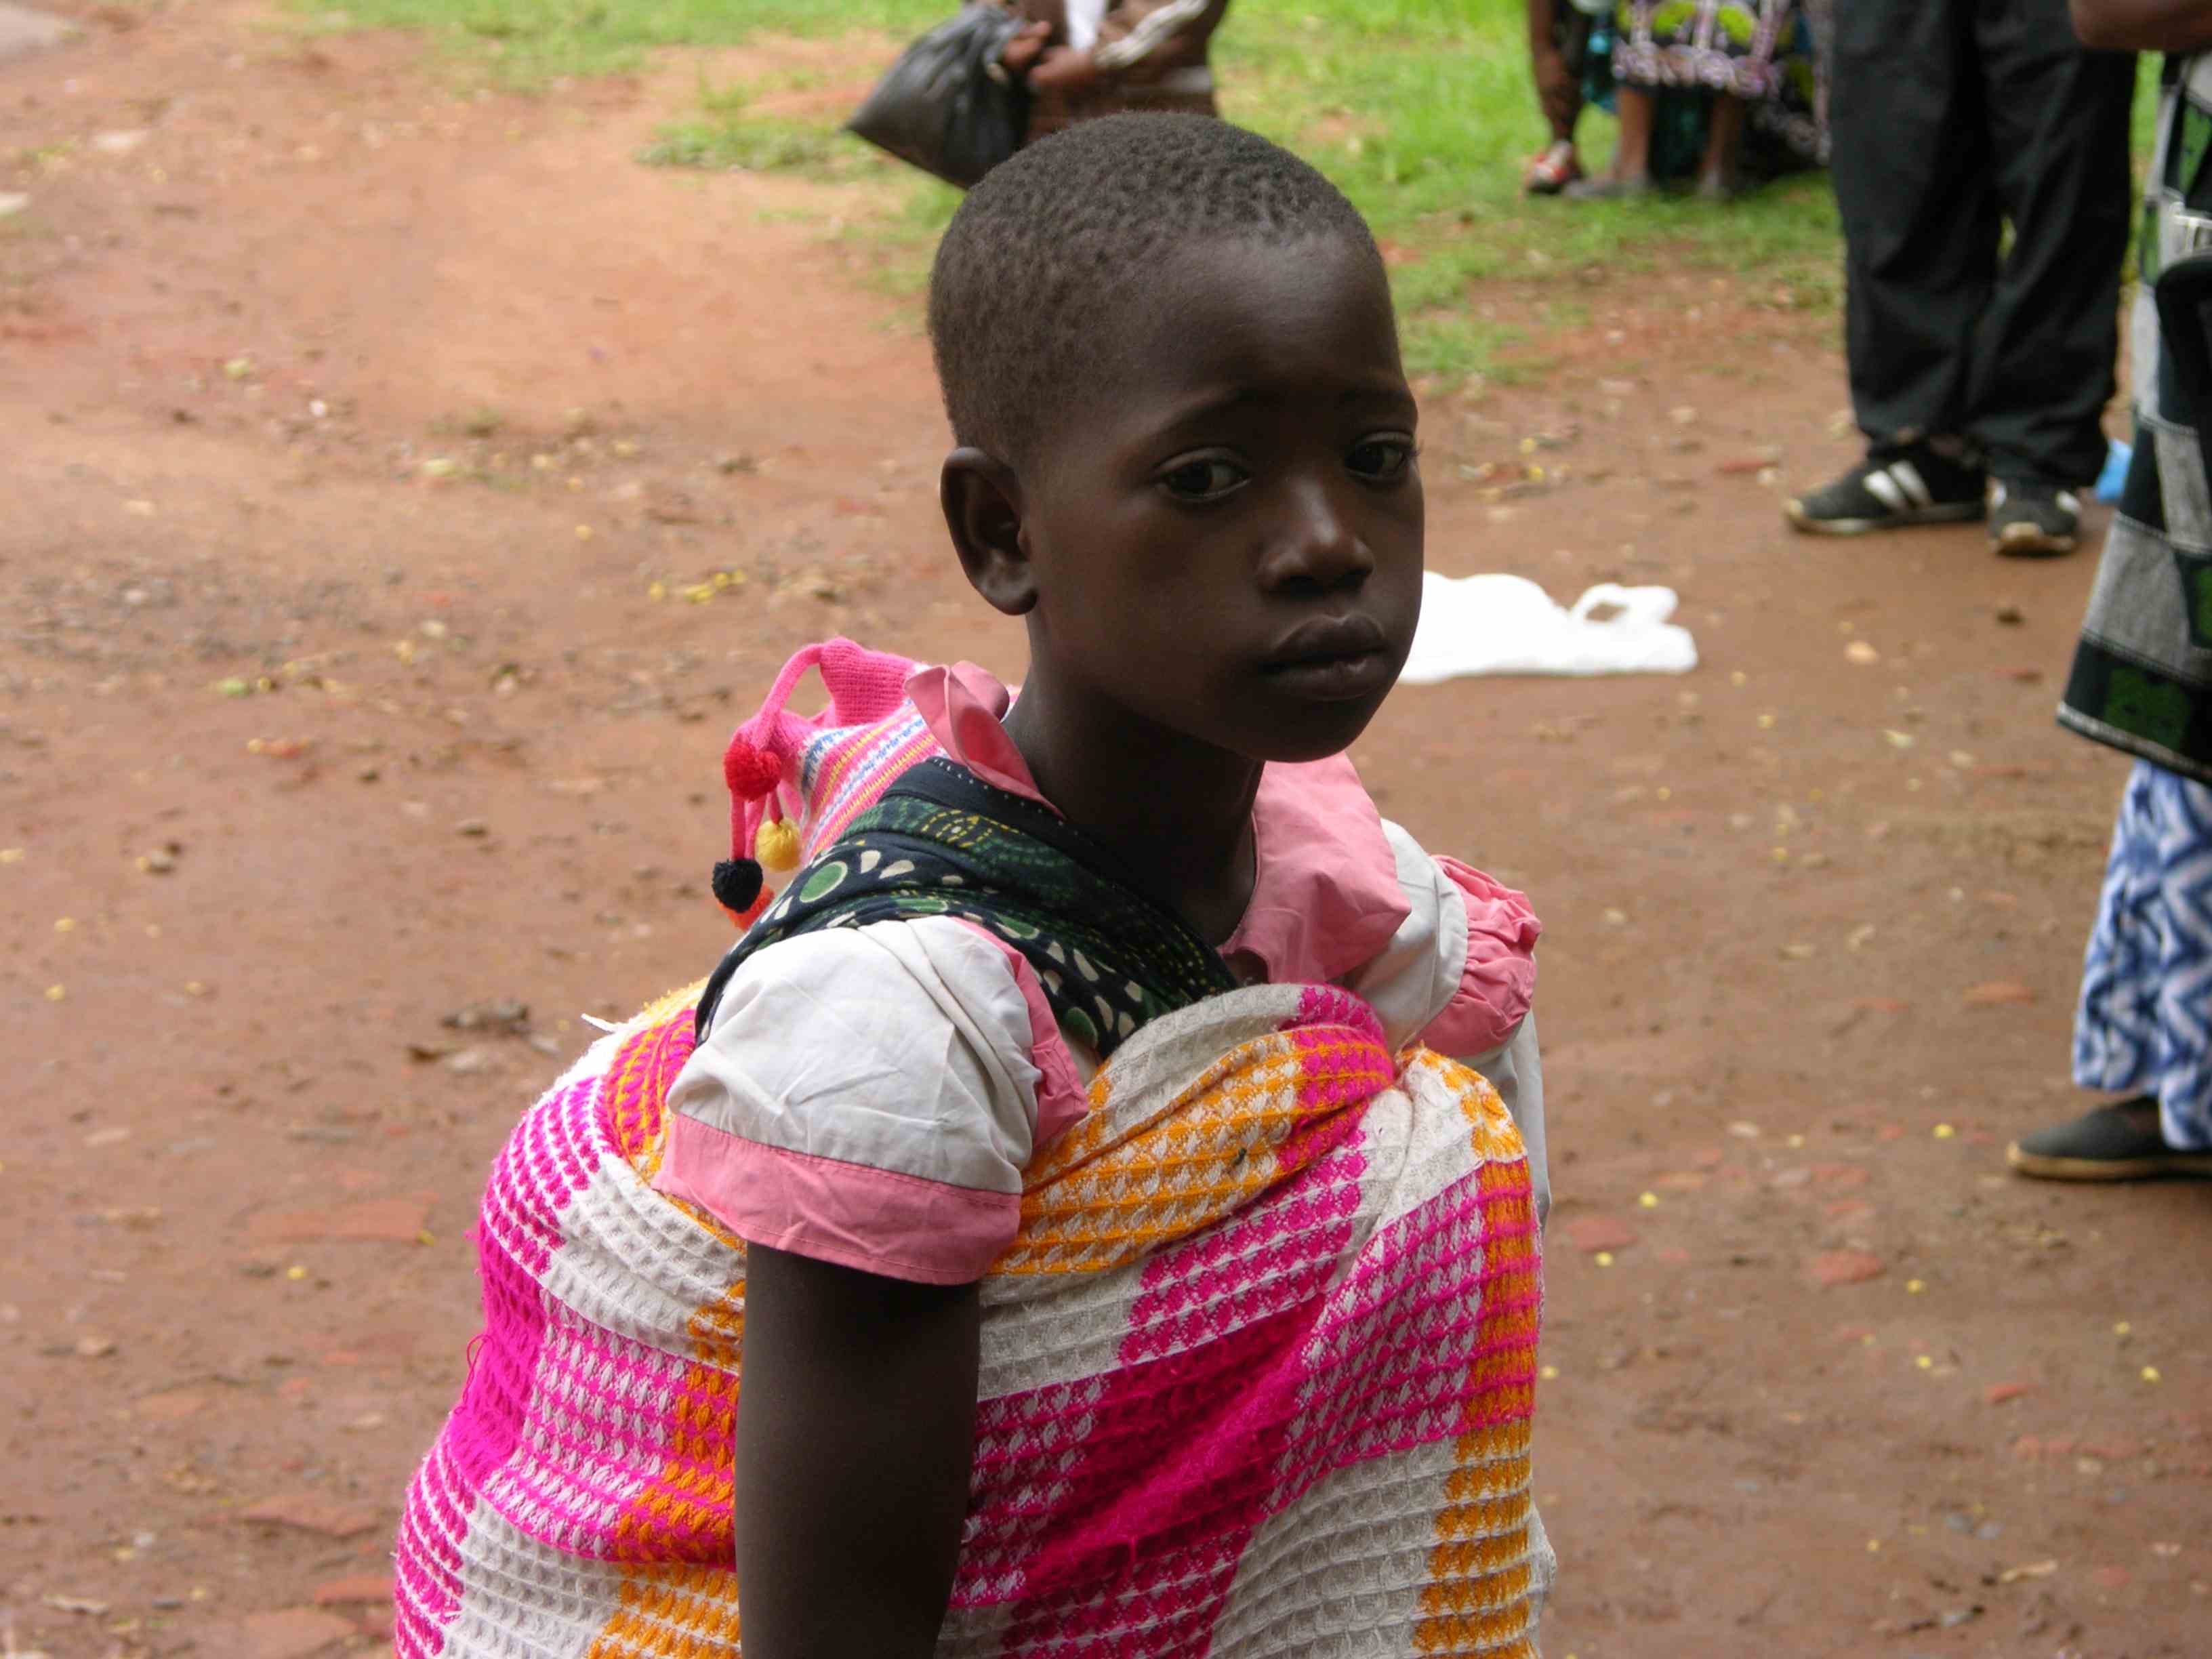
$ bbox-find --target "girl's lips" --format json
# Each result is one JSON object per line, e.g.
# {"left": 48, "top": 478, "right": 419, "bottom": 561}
{"left": 1262, "top": 613, "right": 1391, "bottom": 669}
{"left": 1258, "top": 646, "right": 1395, "bottom": 702}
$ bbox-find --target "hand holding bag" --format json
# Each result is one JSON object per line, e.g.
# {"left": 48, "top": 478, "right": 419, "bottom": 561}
{"left": 846, "top": 3, "right": 1032, "bottom": 188}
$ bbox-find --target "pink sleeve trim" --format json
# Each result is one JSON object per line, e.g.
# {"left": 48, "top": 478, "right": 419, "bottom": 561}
{"left": 950, "top": 920, "right": 1091, "bottom": 1152}
{"left": 1422, "top": 856, "right": 1542, "bottom": 1057}
{"left": 655, "top": 1112, "right": 1017, "bottom": 1286}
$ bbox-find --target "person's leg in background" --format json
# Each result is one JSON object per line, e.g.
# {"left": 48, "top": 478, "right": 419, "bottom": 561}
{"left": 1787, "top": 0, "right": 1996, "bottom": 535}
{"left": 2012, "top": 762, "right": 2212, "bottom": 1179}
{"left": 1565, "top": 0, "right": 1670, "bottom": 198}
{"left": 1695, "top": 91, "right": 1746, "bottom": 198}
{"left": 1602, "top": 83, "right": 1658, "bottom": 188}
{"left": 1525, "top": 0, "right": 1595, "bottom": 194}
{"left": 1969, "top": 0, "right": 2137, "bottom": 557}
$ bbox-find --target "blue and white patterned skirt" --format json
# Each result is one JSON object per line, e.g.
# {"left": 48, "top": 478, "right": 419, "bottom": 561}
{"left": 2074, "top": 761, "right": 2212, "bottom": 1149}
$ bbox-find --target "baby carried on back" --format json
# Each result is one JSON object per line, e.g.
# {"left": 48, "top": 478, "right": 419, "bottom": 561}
{"left": 392, "top": 637, "right": 1553, "bottom": 1658}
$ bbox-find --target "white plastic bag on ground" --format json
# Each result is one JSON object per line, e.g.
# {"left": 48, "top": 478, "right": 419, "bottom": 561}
{"left": 1399, "top": 573, "right": 1698, "bottom": 683}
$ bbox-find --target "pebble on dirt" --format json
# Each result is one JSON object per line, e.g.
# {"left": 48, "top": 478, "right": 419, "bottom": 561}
{"left": 239, "top": 1494, "right": 382, "bottom": 1538}
{"left": 309, "top": 1574, "right": 396, "bottom": 1606}
{"left": 223, "top": 1605, "right": 362, "bottom": 1659}
{"left": 247, "top": 1194, "right": 433, "bottom": 1245}
{"left": 1563, "top": 1215, "right": 1637, "bottom": 1253}
{"left": 443, "top": 996, "right": 530, "bottom": 1033}
{"left": 1808, "top": 1250, "right": 1885, "bottom": 1288}
{"left": 41, "top": 1593, "right": 110, "bottom": 1616}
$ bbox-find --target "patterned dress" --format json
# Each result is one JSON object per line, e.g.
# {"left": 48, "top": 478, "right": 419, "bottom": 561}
{"left": 1614, "top": 0, "right": 1825, "bottom": 167}
{"left": 2074, "top": 764, "right": 2212, "bottom": 1151}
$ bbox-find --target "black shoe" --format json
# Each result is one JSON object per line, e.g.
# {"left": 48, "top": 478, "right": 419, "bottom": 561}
{"left": 1784, "top": 445, "right": 1988, "bottom": 536}
{"left": 1988, "top": 481, "right": 2081, "bottom": 558}
{"left": 2007, "top": 1097, "right": 2212, "bottom": 1181}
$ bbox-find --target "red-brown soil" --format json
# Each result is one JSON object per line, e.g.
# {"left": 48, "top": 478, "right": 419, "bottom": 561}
{"left": 3, "top": 8, "right": 2207, "bottom": 1657}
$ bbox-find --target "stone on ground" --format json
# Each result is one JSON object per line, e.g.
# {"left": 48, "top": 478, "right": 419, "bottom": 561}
{"left": 0, "top": 3, "right": 75, "bottom": 64}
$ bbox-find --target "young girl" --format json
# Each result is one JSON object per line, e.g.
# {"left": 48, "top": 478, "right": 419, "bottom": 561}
{"left": 394, "top": 115, "right": 1551, "bottom": 1659}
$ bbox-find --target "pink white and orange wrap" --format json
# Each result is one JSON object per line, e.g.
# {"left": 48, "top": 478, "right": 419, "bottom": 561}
{"left": 394, "top": 979, "right": 1549, "bottom": 1658}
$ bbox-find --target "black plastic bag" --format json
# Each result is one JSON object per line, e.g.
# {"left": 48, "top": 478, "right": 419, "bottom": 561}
{"left": 846, "top": 3, "right": 1031, "bottom": 189}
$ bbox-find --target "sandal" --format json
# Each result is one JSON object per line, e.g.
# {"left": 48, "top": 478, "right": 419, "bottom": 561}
{"left": 1522, "top": 141, "right": 1582, "bottom": 197}
{"left": 1563, "top": 173, "right": 1658, "bottom": 201}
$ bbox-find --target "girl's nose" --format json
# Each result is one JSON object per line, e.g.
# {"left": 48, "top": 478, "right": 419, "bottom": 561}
{"left": 1258, "top": 477, "right": 1373, "bottom": 594}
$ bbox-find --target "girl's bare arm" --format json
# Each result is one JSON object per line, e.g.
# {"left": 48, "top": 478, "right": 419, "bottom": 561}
{"left": 2072, "top": 0, "right": 2212, "bottom": 51}
{"left": 735, "top": 1245, "right": 982, "bottom": 1659}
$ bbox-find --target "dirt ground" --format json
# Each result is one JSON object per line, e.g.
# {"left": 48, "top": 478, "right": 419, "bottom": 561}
{"left": 3, "top": 6, "right": 2209, "bottom": 1657}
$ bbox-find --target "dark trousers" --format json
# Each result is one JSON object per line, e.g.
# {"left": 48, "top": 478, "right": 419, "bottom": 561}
{"left": 1830, "top": 0, "right": 2136, "bottom": 487}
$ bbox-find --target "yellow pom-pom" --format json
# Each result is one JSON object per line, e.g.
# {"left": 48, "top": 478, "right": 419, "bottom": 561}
{"left": 756, "top": 819, "right": 802, "bottom": 873}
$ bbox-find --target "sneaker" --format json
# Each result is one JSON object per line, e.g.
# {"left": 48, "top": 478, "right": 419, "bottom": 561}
{"left": 1988, "top": 481, "right": 2081, "bottom": 558}
{"left": 1784, "top": 445, "right": 1986, "bottom": 536}
{"left": 2006, "top": 1097, "right": 2212, "bottom": 1181}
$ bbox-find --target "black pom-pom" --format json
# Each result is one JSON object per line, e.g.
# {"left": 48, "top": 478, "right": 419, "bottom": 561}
{"left": 711, "top": 858, "right": 763, "bottom": 914}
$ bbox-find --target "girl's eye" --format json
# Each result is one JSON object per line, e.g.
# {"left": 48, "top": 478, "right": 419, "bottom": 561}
{"left": 1347, "top": 437, "right": 1416, "bottom": 483}
{"left": 1158, "top": 457, "right": 1249, "bottom": 501}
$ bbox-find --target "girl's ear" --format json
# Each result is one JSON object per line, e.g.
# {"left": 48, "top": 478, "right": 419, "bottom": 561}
{"left": 941, "top": 448, "right": 1037, "bottom": 617}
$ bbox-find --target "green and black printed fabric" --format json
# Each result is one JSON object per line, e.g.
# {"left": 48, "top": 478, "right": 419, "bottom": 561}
{"left": 2060, "top": 54, "right": 2212, "bottom": 787}
{"left": 693, "top": 758, "right": 1238, "bottom": 1056}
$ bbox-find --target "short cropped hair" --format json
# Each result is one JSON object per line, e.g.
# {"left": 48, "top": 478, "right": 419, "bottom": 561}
{"left": 927, "top": 114, "right": 1382, "bottom": 466}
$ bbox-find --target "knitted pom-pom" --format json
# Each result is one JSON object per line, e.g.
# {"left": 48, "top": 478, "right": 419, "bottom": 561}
{"left": 722, "top": 736, "right": 783, "bottom": 802}
{"left": 710, "top": 859, "right": 763, "bottom": 915}
{"left": 756, "top": 818, "right": 802, "bottom": 873}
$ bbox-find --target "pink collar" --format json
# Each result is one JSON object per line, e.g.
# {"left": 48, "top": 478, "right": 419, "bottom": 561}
{"left": 905, "top": 663, "right": 1410, "bottom": 985}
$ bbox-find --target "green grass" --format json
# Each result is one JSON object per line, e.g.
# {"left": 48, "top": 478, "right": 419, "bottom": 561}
{"left": 299, "top": 0, "right": 2168, "bottom": 381}
{"left": 638, "top": 115, "right": 848, "bottom": 176}
{"left": 297, "top": 0, "right": 946, "bottom": 82}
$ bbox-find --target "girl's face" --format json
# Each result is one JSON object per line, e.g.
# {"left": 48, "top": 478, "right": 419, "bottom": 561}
{"left": 1011, "top": 232, "right": 1424, "bottom": 765}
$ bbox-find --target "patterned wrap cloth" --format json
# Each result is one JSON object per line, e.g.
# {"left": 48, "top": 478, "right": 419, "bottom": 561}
{"left": 392, "top": 975, "right": 1548, "bottom": 1656}
{"left": 2060, "top": 52, "right": 2212, "bottom": 786}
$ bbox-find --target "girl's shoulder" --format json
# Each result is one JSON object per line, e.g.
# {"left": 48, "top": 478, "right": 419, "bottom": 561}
{"left": 1235, "top": 756, "right": 1541, "bottom": 1057}
{"left": 691, "top": 910, "right": 1080, "bottom": 1141}
{"left": 661, "top": 912, "right": 1072, "bottom": 1284}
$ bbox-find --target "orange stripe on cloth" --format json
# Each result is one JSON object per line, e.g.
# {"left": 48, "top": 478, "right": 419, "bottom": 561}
{"left": 603, "top": 997, "right": 750, "bottom": 1574}
{"left": 992, "top": 1027, "right": 1391, "bottom": 1277}
{"left": 583, "top": 1562, "right": 741, "bottom": 1658}
{"left": 605, "top": 984, "right": 712, "bottom": 1183}
{"left": 1411, "top": 1050, "right": 1542, "bottom": 1658}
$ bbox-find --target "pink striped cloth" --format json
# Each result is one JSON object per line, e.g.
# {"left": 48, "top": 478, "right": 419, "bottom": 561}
{"left": 393, "top": 979, "right": 1549, "bottom": 1657}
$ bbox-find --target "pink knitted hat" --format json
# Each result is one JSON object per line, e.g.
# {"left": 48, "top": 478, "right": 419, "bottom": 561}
{"left": 709, "top": 638, "right": 926, "bottom": 928}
